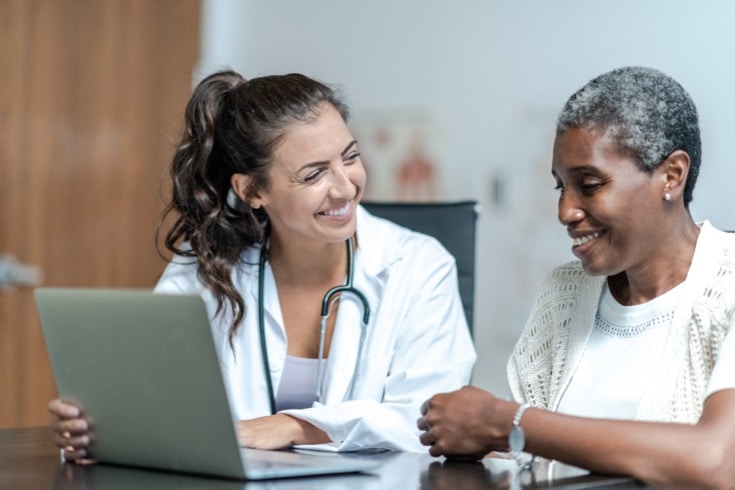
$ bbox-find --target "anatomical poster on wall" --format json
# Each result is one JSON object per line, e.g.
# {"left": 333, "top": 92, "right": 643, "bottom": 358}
{"left": 349, "top": 107, "right": 446, "bottom": 202}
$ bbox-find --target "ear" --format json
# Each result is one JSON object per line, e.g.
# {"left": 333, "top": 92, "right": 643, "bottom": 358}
{"left": 230, "top": 173, "right": 264, "bottom": 209}
{"left": 660, "top": 150, "right": 690, "bottom": 201}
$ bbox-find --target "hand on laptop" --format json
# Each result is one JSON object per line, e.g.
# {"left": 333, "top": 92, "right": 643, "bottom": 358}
{"left": 237, "top": 414, "right": 330, "bottom": 450}
{"left": 48, "top": 398, "right": 94, "bottom": 463}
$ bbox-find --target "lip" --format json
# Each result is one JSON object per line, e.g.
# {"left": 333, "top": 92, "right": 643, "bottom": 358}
{"left": 569, "top": 229, "right": 604, "bottom": 258}
{"left": 317, "top": 200, "right": 353, "bottom": 221}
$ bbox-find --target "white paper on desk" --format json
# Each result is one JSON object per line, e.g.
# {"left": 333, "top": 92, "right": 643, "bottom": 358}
{"left": 293, "top": 441, "right": 390, "bottom": 453}
{"left": 292, "top": 441, "right": 343, "bottom": 452}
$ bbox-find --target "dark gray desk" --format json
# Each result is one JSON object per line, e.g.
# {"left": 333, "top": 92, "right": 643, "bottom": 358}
{"left": 0, "top": 427, "right": 646, "bottom": 489}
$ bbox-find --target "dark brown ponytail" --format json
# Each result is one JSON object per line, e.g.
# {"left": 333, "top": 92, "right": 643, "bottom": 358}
{"left": 158, "top": 70, "right": 348, "bottom": 345}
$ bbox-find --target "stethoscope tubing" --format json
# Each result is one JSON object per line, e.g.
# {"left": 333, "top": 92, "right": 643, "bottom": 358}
{"left": 315, "top": 239, "right": 370, "bottom": 403}
{"left": 257, "top": 244, "right": 277, "bottom": 413}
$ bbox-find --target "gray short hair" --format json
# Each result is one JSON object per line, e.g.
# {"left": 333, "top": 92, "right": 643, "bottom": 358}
{"left": 556, "top": 66, "right": 701, "bottom": 206}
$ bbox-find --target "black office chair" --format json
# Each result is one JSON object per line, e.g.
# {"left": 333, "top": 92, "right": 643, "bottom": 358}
{"left": 362, "top": 201, "right": 479, "bottom": 337}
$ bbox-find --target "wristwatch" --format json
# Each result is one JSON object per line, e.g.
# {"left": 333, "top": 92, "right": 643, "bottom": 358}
{"left": 509, "top": 403, "right": 530, "bottom": 454}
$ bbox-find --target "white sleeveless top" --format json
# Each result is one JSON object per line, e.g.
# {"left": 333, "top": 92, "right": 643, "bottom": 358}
{"left": 275, "top": 355, "right": 321, "bottom": 412}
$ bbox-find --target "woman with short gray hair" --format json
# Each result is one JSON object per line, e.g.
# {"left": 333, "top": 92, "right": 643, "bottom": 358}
{"left": 419, "top": 66, "right": 735, "bottom": 489}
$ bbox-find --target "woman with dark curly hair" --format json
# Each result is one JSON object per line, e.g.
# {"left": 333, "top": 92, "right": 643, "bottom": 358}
{"left": 419, "top": 67, "right": 735, "bottom": 489}
{"left": 49, "top": 70, "right": 475, "bottom": 459}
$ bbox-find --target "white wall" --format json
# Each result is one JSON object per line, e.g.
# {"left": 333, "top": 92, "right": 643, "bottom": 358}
{"left": 199, "top": 0, "right": 735, "bottom": 396}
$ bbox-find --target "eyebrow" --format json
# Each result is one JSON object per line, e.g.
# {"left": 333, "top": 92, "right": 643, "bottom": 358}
{"left": 341, "top": 140, "right": 358, "bottom": 158}
{"left": 552, "top": 165, "right": 598, "bottom": 178}
{"left": 296, "top": 140, "right": 358, "bottom": 173}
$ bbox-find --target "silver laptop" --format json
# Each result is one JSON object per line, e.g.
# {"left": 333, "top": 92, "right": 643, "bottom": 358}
{"left": 35, "top": 287, "right": 379, "bottom": 480}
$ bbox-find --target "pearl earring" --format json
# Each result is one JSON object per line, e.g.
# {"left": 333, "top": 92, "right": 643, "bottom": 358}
{"left": 664, "top": 192, "right": 671, "bottom": 201}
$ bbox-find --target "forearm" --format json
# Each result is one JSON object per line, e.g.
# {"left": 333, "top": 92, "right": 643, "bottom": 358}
{"left": 280, "top": 414, "right": 330, "bottom": 446}
{"left": 522, "top": 408, "right": 726, "bottom": 488}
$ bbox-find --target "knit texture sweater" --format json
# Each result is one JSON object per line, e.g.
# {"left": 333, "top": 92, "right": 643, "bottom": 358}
{"left": 507, "top": 221, "right": 735, "bottom": 423}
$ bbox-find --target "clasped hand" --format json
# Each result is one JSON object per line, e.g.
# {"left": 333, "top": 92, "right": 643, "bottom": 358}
{"left": 417, "top": 386, "right": 514, "bottom": 460}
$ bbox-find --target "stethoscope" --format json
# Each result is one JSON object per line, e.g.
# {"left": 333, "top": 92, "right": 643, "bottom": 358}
{"left": 257, "top": 235, "right": 371, "bottom": 414}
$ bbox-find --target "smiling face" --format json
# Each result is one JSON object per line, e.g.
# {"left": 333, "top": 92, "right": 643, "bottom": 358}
{"left": 246, "top": 102, "right": 366, "bottom": 247}
{"left": 552, "top": 127, "right": 668, "bottom": 277}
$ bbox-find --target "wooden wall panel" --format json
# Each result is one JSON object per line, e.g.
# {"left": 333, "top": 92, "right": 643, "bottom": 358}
{"left": 0, "top": 0, "right": 201, "bottom": 428}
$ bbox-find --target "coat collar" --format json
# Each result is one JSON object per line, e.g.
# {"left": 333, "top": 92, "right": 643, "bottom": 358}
{"left": 237, "top": 205, "right": 400, "bottom": 274}
{"left": 236, "top": 205, "right": 400, "bottom": 302}
{"left": 354, "top": 204, "right": 404, "bottom": 278}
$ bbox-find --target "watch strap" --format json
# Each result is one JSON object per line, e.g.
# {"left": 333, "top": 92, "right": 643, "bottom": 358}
{"left": 509, "top": 403, "right": 530, "bottom": 454}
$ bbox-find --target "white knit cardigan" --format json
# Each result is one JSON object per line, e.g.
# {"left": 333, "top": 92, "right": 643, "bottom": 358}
{"left": 507, "top": 221, "right": 735, "bottom": 423}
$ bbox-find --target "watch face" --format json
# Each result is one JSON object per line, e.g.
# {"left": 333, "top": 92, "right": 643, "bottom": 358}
{"left": 509, "top": 426, "right": 525, "bottom": 453}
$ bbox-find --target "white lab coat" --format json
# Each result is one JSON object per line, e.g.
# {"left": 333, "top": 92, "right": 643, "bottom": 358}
{"left": 154, "top": 205, "right": 476, "bottom": 452}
